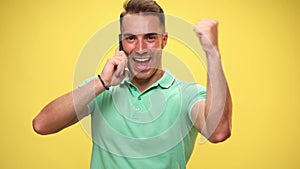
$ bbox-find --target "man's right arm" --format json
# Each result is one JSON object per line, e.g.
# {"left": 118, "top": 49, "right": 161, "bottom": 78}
{"left": 32, "top": 77, "right": 105, "bottom": 135}
{"left": 32, "top": 49, "right": 128, "bottom": 135}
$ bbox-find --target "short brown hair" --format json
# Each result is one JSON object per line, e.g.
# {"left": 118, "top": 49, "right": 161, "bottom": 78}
{"left": 120, "top": 0, "right": 165, "bottom": 30}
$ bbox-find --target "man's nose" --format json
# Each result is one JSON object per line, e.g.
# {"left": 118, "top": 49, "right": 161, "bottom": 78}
{"left": 135, "top": 39, "right": 147, "bottom": 54}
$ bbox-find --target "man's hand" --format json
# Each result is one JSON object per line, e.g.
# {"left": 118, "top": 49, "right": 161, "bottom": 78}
{"left": 100, "top": 48, "right": 128, "bottom": 87}
{"left": 194, "top": 19, "right": 219, "bottom": 53}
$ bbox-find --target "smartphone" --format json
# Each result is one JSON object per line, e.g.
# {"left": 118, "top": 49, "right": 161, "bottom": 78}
{"left": 117, "top": 33, "right": 127, "bottom": 74}
{"left": 119, "top": 34, "right": 123, "bottom": 51}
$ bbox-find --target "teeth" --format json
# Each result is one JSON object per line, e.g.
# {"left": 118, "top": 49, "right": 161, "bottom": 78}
{"left": 134, "top": 58, "right": 150, "bottom": 62}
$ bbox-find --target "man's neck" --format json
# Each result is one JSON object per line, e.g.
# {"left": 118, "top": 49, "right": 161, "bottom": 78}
{"left": 130, "top": 69, "right": 164, "bottom": 92}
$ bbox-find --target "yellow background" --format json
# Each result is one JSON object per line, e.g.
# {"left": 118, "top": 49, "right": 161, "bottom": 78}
{"left": 1, "top": 0, "right": 300, "bottom": 168}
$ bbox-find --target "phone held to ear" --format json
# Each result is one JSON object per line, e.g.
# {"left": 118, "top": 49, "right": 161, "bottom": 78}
{"left": 117, "top": 33, "right": 128, "bottom": 75}
{"left": 119, "top": 34, "right": 123, "bottom": 51}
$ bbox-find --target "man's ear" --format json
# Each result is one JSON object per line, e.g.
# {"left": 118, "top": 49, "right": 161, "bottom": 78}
{"left": 161, "top": 32, "right": 168, "bottom": 49}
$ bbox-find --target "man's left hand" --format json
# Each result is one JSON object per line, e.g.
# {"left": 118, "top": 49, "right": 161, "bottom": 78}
{"left": 194, "top": 19, "right": 219, "bottom": 53}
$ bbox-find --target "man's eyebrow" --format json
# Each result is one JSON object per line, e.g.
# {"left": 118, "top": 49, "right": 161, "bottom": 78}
{"left": 123, "top": 32, "right": 159, "bottom": 37}
{"left": 145, "top": 32, "right": 159, "bottom": 36}
{"left": 123, "top": 33, "right": 135, "bottom": 37}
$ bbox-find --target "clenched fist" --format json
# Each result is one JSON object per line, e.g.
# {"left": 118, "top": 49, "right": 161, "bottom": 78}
{"left": 194, "top": 19, "right": 219, "bottom": 53}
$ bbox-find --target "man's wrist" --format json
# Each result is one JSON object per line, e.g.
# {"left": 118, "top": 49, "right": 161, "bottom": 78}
{"left": 92, "top": 77, "right": 106, "bottom": 96}
{"left": 98, "top": 74, "right": 109, "bottom": 90}
{"left": 204, "top": 46, "right": 221, "bottom": 59}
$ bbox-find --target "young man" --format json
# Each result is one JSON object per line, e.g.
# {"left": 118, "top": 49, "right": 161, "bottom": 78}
{"left": 33, "top": 0, "right": 232, "bottom": 168}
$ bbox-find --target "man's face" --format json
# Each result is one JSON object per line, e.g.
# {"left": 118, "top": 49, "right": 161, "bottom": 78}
{"left": 121, "top": 14, "right": 168, "bottom": 80}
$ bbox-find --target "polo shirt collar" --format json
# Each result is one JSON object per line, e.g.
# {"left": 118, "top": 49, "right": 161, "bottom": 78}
{"left": 121, "top": 69, "right": 175, "bottom": 89}
{"left": 157, "top": 69, "right": 175, "bottom": 89}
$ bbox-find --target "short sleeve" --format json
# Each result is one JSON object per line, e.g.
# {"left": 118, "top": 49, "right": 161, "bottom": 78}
{"left": 188, "top": 84, "right": 206, "bottom": 111}
{"left": 180, "top": 82, "right": 206, "bottom": 115}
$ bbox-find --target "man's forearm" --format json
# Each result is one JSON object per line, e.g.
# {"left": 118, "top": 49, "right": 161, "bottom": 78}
{"left": 202, "top": 50, "right": 232, "bottom": 143}
{"left": 32, "top": 77, "right": 105, "bottom": 135}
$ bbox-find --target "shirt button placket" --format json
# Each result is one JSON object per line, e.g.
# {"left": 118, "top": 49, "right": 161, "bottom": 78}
{"left": 135, "top": 95, "right": 142, "bottom": 112}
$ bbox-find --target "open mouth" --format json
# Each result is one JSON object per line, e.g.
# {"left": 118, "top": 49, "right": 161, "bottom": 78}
{"left": 133, "top": 57, "right": 151, "bottom": 63}
{"left": 131, "top": 56, "right": 152, "bottom": 72}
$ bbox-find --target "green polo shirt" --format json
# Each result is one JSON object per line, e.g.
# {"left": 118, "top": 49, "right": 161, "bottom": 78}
{"left": 82, "top": 70, "right": 206, "bottom": 169}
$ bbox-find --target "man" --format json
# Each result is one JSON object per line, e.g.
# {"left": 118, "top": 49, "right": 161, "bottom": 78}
{"left": 33, "top": 0, "right": 232, "bottom": 168}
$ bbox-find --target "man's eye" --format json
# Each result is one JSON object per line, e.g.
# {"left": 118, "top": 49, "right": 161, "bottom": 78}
{"left": 146, "top": 35, "right": 157, "bottom": 42}
{"left": 126, "top": 36, "right": 135, "bottom": 41}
